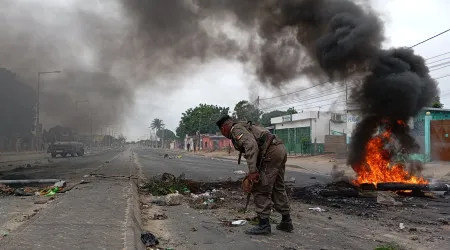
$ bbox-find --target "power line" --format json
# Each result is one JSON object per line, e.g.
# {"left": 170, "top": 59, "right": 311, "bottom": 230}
{"left": 427, "top": 56, "right": 450, "bottom": 64}
{"left": 260, "top": 86, "right": 345, "bottom": 105}
{"left": 409, "top": 28, "right": 450, "bottom": 48}
{"left": 430, "top": 64, "right": 450, "bottom": 72}
{"left": 434, "top": 74, "right": 450, "bottom": 80}
{"left": 425, "top": 51, "right": 450, "bottom": 61}
{"left": 260, "top": 28, "right": 450, "bottom": 101}
{"left": 261, "top": 96, "right": 346, "bottom": 112}
{"left": 259, "top": 80, "right": 331, "bottom": 101}
{"left": 286, "top": 100, "right": 348, "bottom": 112}
{"left": 260, "top": 88, "right": 346, "bottom": 110}
{"left": 428, "top": 61, "right": 450, "bottom": 69}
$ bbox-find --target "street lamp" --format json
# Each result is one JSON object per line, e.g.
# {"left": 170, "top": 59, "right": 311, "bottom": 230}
{"left": 36, "top": 70, "right": 61, "bottom": 151}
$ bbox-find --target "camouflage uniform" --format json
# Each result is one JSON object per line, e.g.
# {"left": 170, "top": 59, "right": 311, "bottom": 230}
{"left": 229, "top": 122, "right": 293, "bottom": 234}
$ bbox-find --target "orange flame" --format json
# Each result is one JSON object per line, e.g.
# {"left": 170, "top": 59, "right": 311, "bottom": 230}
{"left": 352, "top": 127, "right": 428, "bottom": 186}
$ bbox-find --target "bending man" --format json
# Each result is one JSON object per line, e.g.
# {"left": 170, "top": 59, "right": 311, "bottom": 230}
{"left": 216, "top": 115, "right": 293, "bottom": 235}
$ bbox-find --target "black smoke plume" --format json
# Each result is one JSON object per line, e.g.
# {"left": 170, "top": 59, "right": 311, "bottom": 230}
{"left": 1, "top": 0, "right": 439, "bottom": 160}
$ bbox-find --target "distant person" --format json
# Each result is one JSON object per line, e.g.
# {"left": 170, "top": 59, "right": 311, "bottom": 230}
{"left": 187, "top": 143, "right": 191, "bottom": 152}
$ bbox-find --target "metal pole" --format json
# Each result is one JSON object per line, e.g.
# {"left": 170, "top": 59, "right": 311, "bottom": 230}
{"left": 90, "top": 109, "right": 93, "bottom": 147}
{"left": 424, "top": 112, "right": 432, "bottom": 162}
{"left": 36, "top": 73, "right": 40, "bottom": 151}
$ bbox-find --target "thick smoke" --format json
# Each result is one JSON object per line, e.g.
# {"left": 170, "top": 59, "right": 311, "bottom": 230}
{"left": 0, "top": 1, "right": 133, "bottom": 134}
{"left": 1, "top": 0, "right": 439, "bottom": 158}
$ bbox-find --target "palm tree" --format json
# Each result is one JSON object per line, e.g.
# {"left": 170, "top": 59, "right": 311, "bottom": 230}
{"left": 150, "top": 118, "right": 164, "bottom": 131}
{"left": 150, "top": 118, "right": 164, "bottom": 148}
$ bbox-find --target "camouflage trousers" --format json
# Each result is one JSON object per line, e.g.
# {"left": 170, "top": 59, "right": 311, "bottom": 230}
{"left": 252, "top": 143, "right": 290, "bottom": 219}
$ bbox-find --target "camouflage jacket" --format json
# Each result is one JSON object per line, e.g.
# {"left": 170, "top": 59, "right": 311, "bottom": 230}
{"left": 230, "top": 122, "right": 276, "bottom": 173}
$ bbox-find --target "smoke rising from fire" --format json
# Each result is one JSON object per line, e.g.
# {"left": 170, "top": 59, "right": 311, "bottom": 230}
{"left": 0, "top": 1, "right": 134, "bottom": 134}
{"left": 1, "top": 0, "right": 439, "bottom": 154}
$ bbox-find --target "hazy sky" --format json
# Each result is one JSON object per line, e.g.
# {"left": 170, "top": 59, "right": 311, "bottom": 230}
{"left": 124, "top": 0, "right": 450, "bottom": 141}
{"left": 5, "top": 0, "right": 450, "bottom": 141}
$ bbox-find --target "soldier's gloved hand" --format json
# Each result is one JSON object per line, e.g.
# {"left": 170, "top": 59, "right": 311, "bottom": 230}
{"left": 247, "top": 172, "right": 260, "bottom": 183}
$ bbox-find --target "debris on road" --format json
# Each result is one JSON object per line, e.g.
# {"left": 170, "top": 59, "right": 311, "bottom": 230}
{"left": 152, "top": 213, "right": 168, "bottom": 220}
{"left": 231, "top": 220, "right": 247, "bottom": 226}
{"left": 0, "top": 180, "right": 67, "bottom": 197}
{"left": 165, "top": 192, "right": 183, "bottom": 206}
{"left": 377, "top": 191, "right": 403, "bottom": 206}
{"left": 308, "top": 207, "right": 326, "bottom": 212}
{"left": 141, "top": 232, "right": 159, "bottom": 247}
{"left": 233, "top": 170, "right": 246, "bottom": 175}
{"left": 140, "top": 173, "right": 189, "bottom": 196}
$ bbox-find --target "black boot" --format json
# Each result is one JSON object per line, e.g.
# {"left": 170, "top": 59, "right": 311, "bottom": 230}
{"left": 276, "top": 214, "right": 294, "bottom": 232}
{"left": 245, "top": 218, "right": 271, "bottom": 235}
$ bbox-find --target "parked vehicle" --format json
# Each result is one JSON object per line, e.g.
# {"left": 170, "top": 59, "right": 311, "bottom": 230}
{"left": 48, "top": 141, "right": 85, "bottom": 158}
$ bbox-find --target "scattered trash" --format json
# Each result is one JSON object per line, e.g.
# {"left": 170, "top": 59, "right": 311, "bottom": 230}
{"left": 164, "top": 154, "right": 169, "bottom": 158}
{"left": 399, "top": 223, "right": 405, "bottom": 229}
{"left": 140, "top": 232, "right": 159, "bottom": 247}
{"left": 377, "top": 191, "right": 403, "bottom": 206}
{"left": 191, "top": 227, "right": 197, "bottom": 232}
{"left": 0, "top": 184, "right": 14, "bottom": 195}
{"left": 152, "top": 213, "right": 168, "bottom": 220}
{"left": 43, "top": 187, "right": 59, "bottom": 197}
{"left": 14, "top": 188, "right": 33, "bottom": 196}
{"left": 233, "top": 170, "right": 246, "bottom": 175}
{"left": 165, "top": 192, "right": 183, "bottom": 206}
{"left": 437, "top": 218, "right": 449, "bottom": 225}
{"left": 308, "top": 207, "right": 326, "bottom": 212}
{"left": 231, "top": 220, "right": 247, "bottom": 226}
{"left": 53, "top": 181, "right": 66, "bottom": 188}
{"left": 140, "top": 173, "right": 189, "bottom": 196}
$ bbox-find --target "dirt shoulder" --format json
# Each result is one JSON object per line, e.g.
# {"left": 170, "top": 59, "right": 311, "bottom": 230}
{"left": 135, "top": 172, "right": 449, "bottom": 249}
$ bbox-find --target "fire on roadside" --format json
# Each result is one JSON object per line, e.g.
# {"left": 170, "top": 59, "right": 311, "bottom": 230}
{"left": 352, "top": 121, "right": 428, "bottom": 186}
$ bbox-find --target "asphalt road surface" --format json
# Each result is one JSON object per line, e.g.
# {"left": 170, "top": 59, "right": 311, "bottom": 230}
{"left": 135, "top": 147, "right": 331, "bottom": 186}
{"left": 0, "top": 149, "right": 123, "bottom": 181}
{"left": 0, "top": 148, "right": 143, "bottom": 250}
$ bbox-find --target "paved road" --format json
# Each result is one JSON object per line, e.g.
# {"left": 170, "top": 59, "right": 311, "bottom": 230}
{"left": 0, "top": 148, "right": 143, "bottom": 250}
{"left": 0, "top": 149, "right": 123, "bottom": 181}
{"left": 135, "top": 147, "right": 330, "bottom": 186}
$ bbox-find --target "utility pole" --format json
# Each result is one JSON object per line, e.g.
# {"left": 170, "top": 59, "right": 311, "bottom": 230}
{"left": 345, "top": 80, "right": 348, "bottom": 103}
{"left": 90, "top": 109, "right": 93, "bottom": 147}
{"left": 161, "top": 125, "right": 165, "bottom": 149}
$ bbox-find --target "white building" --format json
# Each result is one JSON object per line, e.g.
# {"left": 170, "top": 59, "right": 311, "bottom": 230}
{"left": 270, "top": 110, "right": 351, "bottom": 155}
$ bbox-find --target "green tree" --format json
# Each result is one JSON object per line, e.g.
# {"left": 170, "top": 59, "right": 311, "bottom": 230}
{"left": 259, "top": 108, "right": 298, "bottom": 127}
{"left": 431, "top": 96, "right": 444, "bottom": 108}
{"left": 156, "top": 129, "right": 177, "bottom": 141}
{"left": 150, "top": 118, "right": 164, "bottom": 132}
{"left": 232, "top": 100, "right": 262, "bottom": 123}
{"left": 260, "top": 110, "right": 287, "bottom": 127}
{"left": 176, "top": 104, "right": 230, "bottom": 138}
{"left": 286, "top": 107, "right": 298, "bottom": 114}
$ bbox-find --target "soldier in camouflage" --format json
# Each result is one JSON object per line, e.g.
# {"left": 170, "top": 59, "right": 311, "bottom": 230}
{"left": 216, "top": 115, "right": 293, "bottom": 235}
